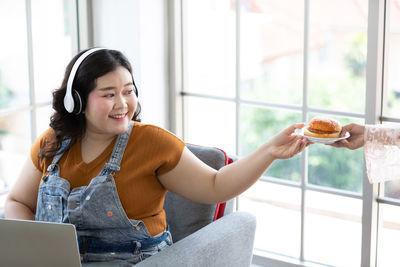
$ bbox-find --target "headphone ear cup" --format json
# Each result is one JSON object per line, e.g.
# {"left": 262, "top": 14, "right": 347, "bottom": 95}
{"left": 72, "top": 90, "right": 83, "bottom": 114}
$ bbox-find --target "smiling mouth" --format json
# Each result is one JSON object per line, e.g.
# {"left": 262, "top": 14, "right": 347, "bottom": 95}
{"left": 109, "top": 113, "right": 128, "bottom": 119}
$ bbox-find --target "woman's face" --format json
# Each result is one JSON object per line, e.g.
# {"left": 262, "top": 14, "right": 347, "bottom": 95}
{"left": 84, "top": 66, "right": 138, "bottom": 138}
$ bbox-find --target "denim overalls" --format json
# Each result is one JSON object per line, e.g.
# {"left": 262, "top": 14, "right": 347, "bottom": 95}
{"left": 35, "top": 122, "right": 172, "bottom": 265}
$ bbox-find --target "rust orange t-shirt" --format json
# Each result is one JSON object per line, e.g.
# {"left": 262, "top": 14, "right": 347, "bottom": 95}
{"left": 30, "top": 122, "right": 185, "bottom": 236}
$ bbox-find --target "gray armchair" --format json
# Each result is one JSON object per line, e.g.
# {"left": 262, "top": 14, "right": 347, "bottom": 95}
{"left": 137, "top": 144, "right": 257, "bottom": 267}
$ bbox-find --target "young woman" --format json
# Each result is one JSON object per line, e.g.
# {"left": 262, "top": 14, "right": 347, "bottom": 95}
{"left": 4, "top": 48, "right": 311, "bottom": 264}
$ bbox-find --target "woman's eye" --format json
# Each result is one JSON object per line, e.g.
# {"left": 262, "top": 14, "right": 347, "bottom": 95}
{"left": 104, "top": 94, "right": 114, "bottom": 98}
{"left": 123, "top": 89, "right": 134, "bottom": 95}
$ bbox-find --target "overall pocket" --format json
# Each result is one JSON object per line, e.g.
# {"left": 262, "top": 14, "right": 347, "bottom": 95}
{"left": 35, "top": 193, "right": 64, "bottom": 222}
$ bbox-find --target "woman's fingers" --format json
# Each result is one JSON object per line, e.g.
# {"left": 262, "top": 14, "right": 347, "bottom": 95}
{"left": 329, "top": 139, "right": 348, "bottom": 148}
{"left": 285, "top": 123, "right": 305, "bottom": 135}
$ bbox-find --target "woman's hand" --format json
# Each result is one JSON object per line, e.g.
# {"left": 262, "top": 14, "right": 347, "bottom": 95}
{"left": 329, "top": 123, "right": 365, "bottom": 150}
{"left": 266, "top": 123, "right": 312, "bottom": 159}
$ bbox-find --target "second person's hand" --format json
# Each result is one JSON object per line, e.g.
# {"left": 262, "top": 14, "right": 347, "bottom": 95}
{"left": 329, "top": 123, "right": 365, "bottom": 150}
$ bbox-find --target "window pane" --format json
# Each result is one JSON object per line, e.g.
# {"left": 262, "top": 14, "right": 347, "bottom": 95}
{"left": 384, "top": 180, "right": 400, "bottom": 200}
{"left": 304, "top": 191, "right": 361, "bottom": 266}
{"left": 0, "top": 0, "right": 30, "bottom": 109}
{"left": 183, "top": 0, "right": 235, "bottom": 98}
{"left": 183, "top": 97, "right": 236, "bottom": 155}
{"left": 240, "top": 105, "right": 302, "bottom": 181}
{"left": 36, "top": 105, "right": 53, "bottom": 137}
{"left": 240, "top": 0, "right": 304, "bottom": 105}
{"left": 377, "top": 204, "right": 400, "bottom": 266}
{"left": 31, "top": 0, "right": 75, "bottom": 103}
{"left": 382, "top": 0, "right": 400, "bottom": 117}
{"left": 307, "top": 114, "right": 364, "bottom": 192}
{"left": 0, "top": 112, "right": 31, "bottom": 191}
{"left": 308, "top": 0, "right": 368, "bottom": 113}
{"left": 239, "top": 181, "right": 301, "bottom": 258}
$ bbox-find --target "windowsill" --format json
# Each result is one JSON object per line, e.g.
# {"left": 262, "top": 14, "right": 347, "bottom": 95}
{"left": 252, "top": 250, "right": 330, "bottom": 267}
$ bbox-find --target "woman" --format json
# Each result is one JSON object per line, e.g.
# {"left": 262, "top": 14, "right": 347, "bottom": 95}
{"left": 4, "top": 47, "right": 311, "bottom": 265}
{"left": 331, "top": 123, "right": 400, "bottom": 183}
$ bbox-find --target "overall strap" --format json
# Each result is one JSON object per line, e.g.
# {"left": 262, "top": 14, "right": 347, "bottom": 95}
{"left": 100, "top": 121, "right": 134, "bottom": 175}
{"left": 46, "top": 138, "right": 71, "bottom": 173}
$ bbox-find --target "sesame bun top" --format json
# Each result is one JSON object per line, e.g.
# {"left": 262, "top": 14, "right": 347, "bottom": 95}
{"left": 304, "top": 117, "right": 342, "bottom": 138}
{"left": 308, "top": 117, "right": 341, "bottom": 132}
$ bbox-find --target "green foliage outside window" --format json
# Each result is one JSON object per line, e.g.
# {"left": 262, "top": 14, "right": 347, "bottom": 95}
{"left": 308, "top": 134, "right": 364, "bottom": 193}
{"left": 344, "top": 33, "right": 367, "bottom": 77}
{"left": 240, "top": 33, "right": 367, "bottom": 193}
{"left": 0, "top": 70, "right": 13, "bottom": 109}
{"left": 240, "top": 106, "right": 302, "bottom": 182}
{"left": 0, "top": 70, "right": 14, "bottom": 149}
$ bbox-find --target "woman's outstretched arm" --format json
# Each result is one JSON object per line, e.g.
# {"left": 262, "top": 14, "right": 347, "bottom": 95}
{"left": 158, "top": 123, "right": 311, "bottom": 204}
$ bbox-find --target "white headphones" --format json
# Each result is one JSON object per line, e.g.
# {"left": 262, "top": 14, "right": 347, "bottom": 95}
{"left": 64, "top": 47, "right": 106, "bottom": 114}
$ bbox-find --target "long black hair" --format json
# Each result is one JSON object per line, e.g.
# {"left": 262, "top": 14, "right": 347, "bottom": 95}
{"left": 39, "top": 48, "right": 141, "bottom": 159}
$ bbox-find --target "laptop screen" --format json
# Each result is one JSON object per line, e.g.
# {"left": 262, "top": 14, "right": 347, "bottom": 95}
{"left": 0, "top": 218, "right": 81, "bottom": 267}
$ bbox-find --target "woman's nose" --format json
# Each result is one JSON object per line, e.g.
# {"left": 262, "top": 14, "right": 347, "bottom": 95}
{"left": 114, "top": 94, "right": 127, "bottom": 108}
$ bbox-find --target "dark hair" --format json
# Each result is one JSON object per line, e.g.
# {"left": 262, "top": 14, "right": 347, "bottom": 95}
{"left": 39, "top": 48, "right": 141, "bottom": 159}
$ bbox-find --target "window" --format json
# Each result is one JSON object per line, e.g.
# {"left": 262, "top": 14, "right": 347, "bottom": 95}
{"left": 181, "top": 0, "right": 237, "bottom": 153}
{"left": 0, "top": 0, "right": 78, "bottom": 206}
{"left": 173, "top": 0, "right": 397, "bottom": 266}
{"left": 377, "top": 0, "right": 400, "bottom": 266}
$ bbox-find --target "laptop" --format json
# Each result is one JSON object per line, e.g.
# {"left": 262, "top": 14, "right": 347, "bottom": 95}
{"left": 0, "top": 218, "right": 81, "bottom": 267}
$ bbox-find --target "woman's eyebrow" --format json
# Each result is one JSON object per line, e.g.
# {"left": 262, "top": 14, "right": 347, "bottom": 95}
{"left": 98, "top": 86, "right": 115, "bottom": 91}
{"left": 97, "top": 83, "right": 133, "bottom": 91}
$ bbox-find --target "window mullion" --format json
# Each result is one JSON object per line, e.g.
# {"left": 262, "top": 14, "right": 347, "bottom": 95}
{"left": 235, "top": 0, "right": 241, "bottom": 212}
{"left": 300, "top": 0, "right": 310, "bottom": 262}
{"left": 76, "top": 0, "right": 93, "bottom": 51}
{"left": 167, "top": 0, "right": 183, "bottom": 136}
{"left": 25, "top": 0, "right": 36, "bottom": 143}
{"left": 362, "top": 0, "right": 388, "bottom": 266}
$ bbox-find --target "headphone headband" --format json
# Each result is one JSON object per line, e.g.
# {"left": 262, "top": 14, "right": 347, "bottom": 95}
{"left": 64, "top": 47, "right": 106, "bottom": 113}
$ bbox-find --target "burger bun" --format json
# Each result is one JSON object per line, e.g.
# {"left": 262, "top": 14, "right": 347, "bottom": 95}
{"left": 304, "top": 117, "right": 342, "bottom": 138}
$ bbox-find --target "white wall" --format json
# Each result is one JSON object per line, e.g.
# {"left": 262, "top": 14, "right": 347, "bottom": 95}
{"left": 91, "top": 0, "right": 169, "bottom": 128}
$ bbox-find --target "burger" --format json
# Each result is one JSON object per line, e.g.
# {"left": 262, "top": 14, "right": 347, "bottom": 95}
{"left": 304, "top": 117, "right": 342, "bottom": 138}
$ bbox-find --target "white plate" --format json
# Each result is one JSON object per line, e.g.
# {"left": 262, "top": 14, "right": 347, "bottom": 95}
{"left": 294, "top": 128, "right": 351, "bottom": 144}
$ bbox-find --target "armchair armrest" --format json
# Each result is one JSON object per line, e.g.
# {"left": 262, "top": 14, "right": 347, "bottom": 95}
{"left": 136, "top": 211, "right": 256, "bottom": 267}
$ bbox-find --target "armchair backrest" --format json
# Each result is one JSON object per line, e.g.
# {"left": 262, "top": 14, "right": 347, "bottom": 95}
{"left": 163, "top": 144, "right": 234, "bottom": 242}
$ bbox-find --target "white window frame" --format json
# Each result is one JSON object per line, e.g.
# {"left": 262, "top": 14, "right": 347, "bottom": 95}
{"left": 0, "top": 0, "right": 81, "bottom": 198}
{"left": 168, "top": 0, "right": 395, "bottom": 266}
